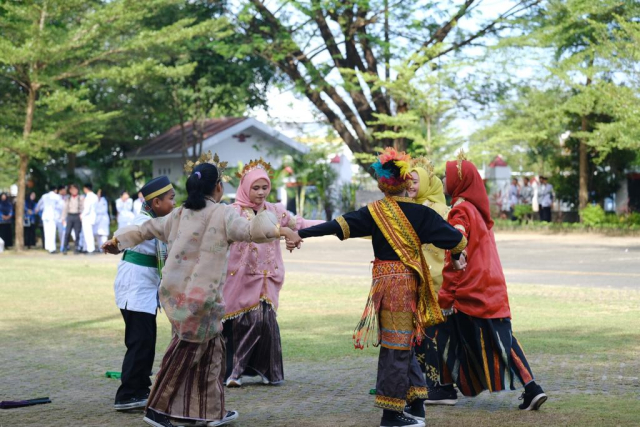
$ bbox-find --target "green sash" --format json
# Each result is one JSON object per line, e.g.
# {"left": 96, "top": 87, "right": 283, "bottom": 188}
{"left": 122, "top": 250, "right": 157, "bottom": 268}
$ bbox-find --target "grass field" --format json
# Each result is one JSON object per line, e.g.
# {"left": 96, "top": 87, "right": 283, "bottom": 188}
{"left": 0, "top": 254, "right": 639, "bottom": 426}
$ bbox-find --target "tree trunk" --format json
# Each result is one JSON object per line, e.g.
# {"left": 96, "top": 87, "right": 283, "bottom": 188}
{"left": 578, "top": 127, "right": 588, "bottom": 211}
{"left": 67, "top": 152, "right": 76, "bottom": 178}
{"left": 15, "top": 87, "right": 37, "bottom": 251}
{"left": 578, "top": 72, "right": 592, "bottom": 213}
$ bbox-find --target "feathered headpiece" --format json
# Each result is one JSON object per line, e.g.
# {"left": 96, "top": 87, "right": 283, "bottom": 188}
{"left": 184, "top": 151, "right": 231, "bottom": 182}
{"left": 371, "top": 147, "right": 412, "bottom": 193}
{"left": 236, "top": 157, "right": 275, "bottom": 180}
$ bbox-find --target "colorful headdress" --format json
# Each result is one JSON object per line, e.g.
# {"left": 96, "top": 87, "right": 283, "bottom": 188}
{"left": 411, "top": 156, "right": 435, "bottom": 186}
{"left": 184, "top": 151, "right": 231, "bottom": 182}
{"left": 371, "top": 147, "right": 412, "bottom": 193}
{"left": 236, "top": 157, "right": 274, "bottom": 180}
{"left": 456, "top": 149, "right": 467, "bottom": 180}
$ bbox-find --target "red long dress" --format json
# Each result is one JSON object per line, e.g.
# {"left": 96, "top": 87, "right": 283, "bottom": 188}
{"left": 439, "top": 160, "right": 511, "bottom": 319}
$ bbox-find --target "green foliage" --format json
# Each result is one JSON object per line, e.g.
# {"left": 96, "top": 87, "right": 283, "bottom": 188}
{"left": 579, "top": 205, "right": 606, "bottom": 227}
{"left": 513, "top": 204, "right": 533, "bottom": 220}
{"left": 236, "top": 0, "right": 540, "bottom": 172}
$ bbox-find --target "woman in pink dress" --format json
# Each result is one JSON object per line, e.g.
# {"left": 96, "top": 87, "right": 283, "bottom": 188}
{"left": 223, "top": 159, "right": 323, "bottom": 387}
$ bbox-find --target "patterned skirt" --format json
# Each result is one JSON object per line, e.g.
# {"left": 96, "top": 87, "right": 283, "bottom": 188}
{"left": 226, "top": 301, "right": 284, "bottom": 384}
{"left": 147, "top": 334, "right": 226, "bottom": 422}
{"left": 423, "top": 312, "right": 534, "bottom": 396}
{"left": 354, "top": 260, "right": 419, "bottom": 351}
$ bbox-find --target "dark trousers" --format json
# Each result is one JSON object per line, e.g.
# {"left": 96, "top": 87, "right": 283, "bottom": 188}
{"left": 0, "top": 222, "right": 13, "bottom": 248}
{"left": 375, "top": 347, "right": 427, "bottom": 411}
{"left": 539, "top": 206, "right": 552, "bottom": 222}
{"left": 222, "top": 319, "right": 234, "bottom": 381}
{"left": 63, "top": 214, "right": 82, "bottom": 252}
{"left": 115, "top": 309, "right": 157, "bottom": 403}
{"left": 24, "top": 225, "right": 36, "bottom": 248}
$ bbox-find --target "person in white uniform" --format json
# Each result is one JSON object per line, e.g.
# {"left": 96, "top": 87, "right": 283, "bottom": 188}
{"left": 56, "top": 186, "right": 68, "bottom": 252}
{"left": 116, "top": 191, "right": 135, "bottom": 228}
{"left": 81, "top": 183, "right": 98, "bottom": 253}
{"left": 111, "top": 176, "right": 175, "bottom": 411}
{"left": 93, "top": 189, "right": 111, "bottom": 247}
{"left": 36, "top": 186, "right": 62, "bottom": 253}
{"left": 133, "top": 191, "right": 144, "bottom": 215}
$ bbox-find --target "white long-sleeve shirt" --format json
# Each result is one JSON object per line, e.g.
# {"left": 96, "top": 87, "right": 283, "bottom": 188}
{"left": 113, "top": 213, "right": 160, "bottom": 315}
{"left": 37, "top": 191, "right": 62, "bottom": 222}
{"left": 82, "top": 191, "right": 98, "bottom": 225}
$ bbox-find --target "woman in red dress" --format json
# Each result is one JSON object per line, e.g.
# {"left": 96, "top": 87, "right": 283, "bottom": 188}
{"left": 423, "top": 158, "right": 548, "bottom": 411}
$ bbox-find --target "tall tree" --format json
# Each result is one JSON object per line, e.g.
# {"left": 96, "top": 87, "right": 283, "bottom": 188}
{"left": 0, "top": 0, "right": 221, "bottom": 250}
{"left": 517, "top": 0, "right": 640, "bottom": 209}
{"left": 235, "top": 0, "right": 540, "bottom": 171}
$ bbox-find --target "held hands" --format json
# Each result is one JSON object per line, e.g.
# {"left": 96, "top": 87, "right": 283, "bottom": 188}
{"left": 280, "top": 228, "right": 303, "bottom": 253}
{"left": 101, "top": 239, "right": 120, "bottom": 255}
{"left": 452, "top": 252, "right": 467, "bottom": 271}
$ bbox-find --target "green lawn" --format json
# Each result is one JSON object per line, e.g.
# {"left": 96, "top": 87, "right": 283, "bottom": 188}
{"left": 0, "top": 255, "right": 638, "bottom": 426}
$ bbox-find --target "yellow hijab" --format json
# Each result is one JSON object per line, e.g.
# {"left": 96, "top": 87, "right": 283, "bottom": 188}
{"left": 411, "top": 167, "right": 447, "bottom": 206}
{"left": 411, "top": 165, "right": 448, "bottom": 293}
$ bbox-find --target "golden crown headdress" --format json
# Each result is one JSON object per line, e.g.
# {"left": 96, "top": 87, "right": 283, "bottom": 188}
{"left": 456, "top": 149, "right": 467, "bottom": 180}
{"left": 411, "top": 156, "right": 435, "bottom": 185}
{"left": 236, "top": 157, "right": 274, "bottom": 180}
{"left": 184, "top": 151, "right": 231, "bottom": 182}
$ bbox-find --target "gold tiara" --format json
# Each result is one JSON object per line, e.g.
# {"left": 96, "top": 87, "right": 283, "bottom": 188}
{"left": 411, "top": 156, "right": 435, "bottom": 185}
{"left": 456, "top": 149, "right": 467, "bottom": 180}
{"left": 184, "top": 151, "right": 231, "bottom": 182}
{"left": 236, "top": 157, "right": 274, "bottom": 180}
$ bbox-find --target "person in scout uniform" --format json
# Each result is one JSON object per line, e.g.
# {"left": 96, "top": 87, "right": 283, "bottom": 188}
{"left": 113, "top": 176, "right": 176, "bottom": 411}
{"left": 290, "top": 148, "right": 468, "bottom": 427}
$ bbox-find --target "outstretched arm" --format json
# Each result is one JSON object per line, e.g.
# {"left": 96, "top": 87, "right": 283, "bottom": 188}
{"left": 102, "top": 209, "right": 175, "bottom": 254}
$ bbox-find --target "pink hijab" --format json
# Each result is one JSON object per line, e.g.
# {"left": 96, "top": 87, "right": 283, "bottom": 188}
{"left": 234, "top": 168, "right": 271, "bottom": 210}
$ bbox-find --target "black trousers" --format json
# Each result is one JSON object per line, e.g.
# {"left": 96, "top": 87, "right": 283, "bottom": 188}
{"left": 539, "top": 206, "right": 552, "bottom": 222}
{"left": 63, "top": 214, "right": 82, "bottom": 252}
{"left": 115, "top": 309, "right": 157, "bottom": 403}
{"left": 24, "top": 225, "right": 36, "bottom": 248}
{"left": 222, "top": 319, "right": 234, "bottom": 381}
{"left": 0, "top": 222, "right": 13, "bottom": 248}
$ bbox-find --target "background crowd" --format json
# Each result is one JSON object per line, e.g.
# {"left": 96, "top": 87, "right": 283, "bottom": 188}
{"left": 0, "top": 185, "right": 145, "bottom": 253}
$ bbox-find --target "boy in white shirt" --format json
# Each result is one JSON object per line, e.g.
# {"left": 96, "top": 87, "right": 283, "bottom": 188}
{"left": 112, "top": 176, "right": 175, "bottom": 411}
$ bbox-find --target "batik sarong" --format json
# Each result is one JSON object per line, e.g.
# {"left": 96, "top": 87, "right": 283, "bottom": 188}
{"left": 147, "top": 334, "right": 225, "bottom": 422}
{"left": 362, "top": 260, "right": 428, "bottom": 411}
{"left": 424, "top": 312, "right": 535, "bottom": 396}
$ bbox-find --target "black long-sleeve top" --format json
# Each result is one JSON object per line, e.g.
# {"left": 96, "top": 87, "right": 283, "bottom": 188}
{"left": 298, "top": 198, "right": 465, "bottom": 261}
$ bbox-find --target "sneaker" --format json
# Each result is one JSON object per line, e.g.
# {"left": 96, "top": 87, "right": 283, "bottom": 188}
{"left": 143, "top": 408, "right": 176, "bottom": 427}
{"left": 225, "top": 377, "right": 242, "bottom": 387}
{"left": 403, "top": 402, "right": 425, "bottom": 422}
{"left": 518, "top": 385, "right": 547, "bottom": 410}
{"left": 207, "top": 410, "right": 239, "bottom": 426}
{"left": 425, "top": 385, "right": 458, "bottom": 406}
{"left": 114, "top": 396, "right": 147, "bottom": 411}
{"left": 380, "top": 411, "right": 425, "bottom": 427}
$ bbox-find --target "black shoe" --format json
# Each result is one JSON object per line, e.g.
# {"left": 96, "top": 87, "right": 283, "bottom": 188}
{"left": 143, "top": 408, "right": 176, "bottom": 427}
{"left": 207, "top": 410, "right": 239, "bottom": 426}
{"left": 518, "top": 384, "right": 547, "bottom": 410}
{"left": 425, "top": 385, "right": 458, "bottom": 406}
{"left": 403, "top": 400, "right": 425, "bottom": 422}
{"left": 380, "top": 411, "right": 425, "bottom": 427}
{"left": 114, "top": 396, "right": 147, "bottom": 411}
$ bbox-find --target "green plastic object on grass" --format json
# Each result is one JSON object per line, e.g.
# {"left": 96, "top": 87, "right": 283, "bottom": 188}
{"left": 105, "top": 371, "right": 122, "bottom": 379}
{"left": 369, "top": 388, "right": 376, "bottom": 395}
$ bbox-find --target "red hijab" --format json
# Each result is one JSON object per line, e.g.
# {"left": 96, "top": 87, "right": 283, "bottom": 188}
{"left": 445, "top": 160, "right": 494, "bottom": 229}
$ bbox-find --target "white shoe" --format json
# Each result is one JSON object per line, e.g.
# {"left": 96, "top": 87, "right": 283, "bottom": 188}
{"left": 225, "top": 377, "right": 242, "bottom": 387}
{"left": 207, "top": 410, "right": 239, "bottom": 426}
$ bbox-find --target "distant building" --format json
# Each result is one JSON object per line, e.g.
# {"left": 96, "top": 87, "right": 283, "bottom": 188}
{"left": 127, "top": 117, "right": 309, "bottom": 204}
